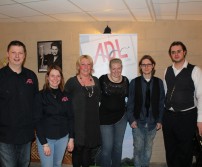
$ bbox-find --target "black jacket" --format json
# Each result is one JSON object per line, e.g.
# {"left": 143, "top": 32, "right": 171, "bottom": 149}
{"left": 0, "top": 65, "right": 39, "bottom": 144}
{"left": 43, "top": 54, "right": 62, "bottom": 69}
{"left": 34, "top": 88, "right": 74, "bottom": 145}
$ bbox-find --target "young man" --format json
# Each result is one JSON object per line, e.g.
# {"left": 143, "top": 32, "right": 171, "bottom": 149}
{"left": 127, "top": 55, "right": 165, "bottom": 167}
{"left": 163, "top": 41, "right": 202, "bottom": 167}
{"left": 0, "top": 40, "right": 39, "bottom": 167}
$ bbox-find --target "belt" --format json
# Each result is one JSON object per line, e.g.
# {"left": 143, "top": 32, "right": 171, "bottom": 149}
{"left": 166, "top": 107, "right": 197, "bottom": 115}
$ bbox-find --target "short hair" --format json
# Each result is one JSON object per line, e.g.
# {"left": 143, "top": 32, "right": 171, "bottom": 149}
{"left": 76, "top": 55, "right": 94, "bottom": 75}
{"left": 109, "top": 58, "right": 122, "bottom": 69}
{"left": 51, "top": 42, "right": 59, "bottom": 49}
{"left": 139, "top": 55, "right": 156, "bottom": 75}
{"left": 7, "top": 40, "right": 27, "bottom": 56}
{"left": 43, "top": 65, "right": 64, "bottom": 91}
{"left": 168, "top": 41, "right": 187, "bottom": 56}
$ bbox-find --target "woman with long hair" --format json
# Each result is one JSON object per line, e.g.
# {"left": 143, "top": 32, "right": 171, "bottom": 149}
{"left": 35, "top": 65, "right": 74, "bottom": 167}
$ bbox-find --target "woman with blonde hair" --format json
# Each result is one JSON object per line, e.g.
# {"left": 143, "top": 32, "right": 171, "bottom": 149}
{"left": 99, "top": 58, "right": 129, "bottom": 167}
{"left": 65, "top": 55, "right": 101, "bottom": 167}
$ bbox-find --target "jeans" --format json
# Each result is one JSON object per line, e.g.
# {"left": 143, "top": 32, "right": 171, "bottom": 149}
{"left": 0, "top": 141, "right": 31, "bottom": 167}
{"left": 132, "top": 126, "right": 156, "bottom": 167}
{"left": 100, "top": 114, "right": 127, "bottom": 167}
{"left": 36, "top": 134, "right": 69, "bottom": 167}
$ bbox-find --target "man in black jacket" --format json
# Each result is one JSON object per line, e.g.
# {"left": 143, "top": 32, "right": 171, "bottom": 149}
{"left": 127, "top": 55, "right": 165, "bottom": 167}
{"left": 0, "top": 40, "right": 39, "bottom": 167}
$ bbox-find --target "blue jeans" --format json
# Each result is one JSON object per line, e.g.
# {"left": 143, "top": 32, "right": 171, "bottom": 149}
{"left": 100, "top": 114, "right": 127, "bottom": 167}
{"left": 36, "top": 134, "right": 69, "bottom": 167}
{"left": 132, "top": 126, "right": 156, "bottom": 167}
{"left": 0, "top": 141, "right": 31, "bottom": 167}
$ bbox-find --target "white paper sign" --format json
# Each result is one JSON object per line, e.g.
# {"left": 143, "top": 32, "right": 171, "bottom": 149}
{"left": 80, "top": 34, "right": 138, "bottom": 80}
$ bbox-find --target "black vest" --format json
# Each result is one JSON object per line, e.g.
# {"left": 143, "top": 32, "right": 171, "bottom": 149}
{"left": 165, "top": 63, "right": 195, "bottom": 111}
{"left": 134, "top": 76, "right": 160, "bottom": 120}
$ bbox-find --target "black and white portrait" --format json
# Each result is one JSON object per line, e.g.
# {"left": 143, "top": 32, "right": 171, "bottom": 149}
{"left": 37, "top": 40, "right": 62, "bottom": 72}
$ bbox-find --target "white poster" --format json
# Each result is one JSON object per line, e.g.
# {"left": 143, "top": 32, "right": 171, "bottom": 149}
{"left": 80, "top": 34, "right": 138, "bottom": 163}
{"left": 80, "top": 34, "right": 138, "bottom": 80}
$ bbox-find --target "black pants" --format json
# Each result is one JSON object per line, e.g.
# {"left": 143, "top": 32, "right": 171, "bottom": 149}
{"left": 72, "top": 145, "right": 92, "bottom": 167}
{"left": 162, "top": 108, "right": 197, "bottom": 167}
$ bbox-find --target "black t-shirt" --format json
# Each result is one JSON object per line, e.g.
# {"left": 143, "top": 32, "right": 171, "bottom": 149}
{"left": 99, "top": 74, "right": 129, "bottom": 125}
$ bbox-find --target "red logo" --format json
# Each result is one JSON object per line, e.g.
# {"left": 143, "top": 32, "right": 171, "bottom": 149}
{"left": 62, "top": 96, "right": 68, "bottom": 102}
{"left": 26, "top": 79, "right": 33, "bottom": 84}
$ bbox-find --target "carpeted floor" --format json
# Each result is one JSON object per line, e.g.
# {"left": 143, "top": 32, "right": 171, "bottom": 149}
{"left": 30, "top": 162, "right": 167, "bottom": 167}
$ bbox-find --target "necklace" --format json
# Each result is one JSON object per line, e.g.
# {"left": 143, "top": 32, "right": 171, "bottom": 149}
{"left": 79, "top": 75, "right": 94, "bottom": 97}
{"left": 84, "top": 85, "right": 94, "bottom": 97}
{"left": 51, "top": 88, "right": 59, "bottom": 99}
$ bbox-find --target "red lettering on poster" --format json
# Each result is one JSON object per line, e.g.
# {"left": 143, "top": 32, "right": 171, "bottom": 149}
{"left": 104, "top": 41, "right": 115, "bottom": 59}
{"left": 94, "top": 43, "right": 107, "bottom": 64}
{"left": 94, "top": 39, "right": 128, "bottom": 64}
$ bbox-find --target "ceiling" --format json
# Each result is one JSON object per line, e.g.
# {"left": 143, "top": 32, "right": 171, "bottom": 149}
{"left": 0, "top": 0, "right": 202, "bottom": 23}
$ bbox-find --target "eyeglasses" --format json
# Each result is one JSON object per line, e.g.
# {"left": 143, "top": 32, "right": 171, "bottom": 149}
{"left": 171, "top": 50, "right": 183, "bottom": 55}
{"left": 140, "top": 64, "right": 153, "bottom": 68}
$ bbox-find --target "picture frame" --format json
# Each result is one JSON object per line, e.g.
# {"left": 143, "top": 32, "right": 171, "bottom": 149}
{"left": 37, "top": 40, "right": 62, "bottom": 73}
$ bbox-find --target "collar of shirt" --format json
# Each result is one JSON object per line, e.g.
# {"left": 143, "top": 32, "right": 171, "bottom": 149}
{"left": 141, "top": 76, "right": 153, "bottom": 88}
{"left": 172, "top": 60, "right": 188, "bottom": 76}
{"left": 53, "top": 56, "right": 58, "bottom": 62}
{"left": 5, "top": 65, "right": 25, "bottom": 76}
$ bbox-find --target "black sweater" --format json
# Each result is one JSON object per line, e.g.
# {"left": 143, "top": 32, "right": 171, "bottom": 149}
{"left": 34, "top": 88, "right": 74, "bottom": 145}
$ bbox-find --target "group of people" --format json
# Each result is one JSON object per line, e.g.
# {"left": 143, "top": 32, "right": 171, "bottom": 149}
{"left": 0, "top": 40, "right": 201, "bottom": 167}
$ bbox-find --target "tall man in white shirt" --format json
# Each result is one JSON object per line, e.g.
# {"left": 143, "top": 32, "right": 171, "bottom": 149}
{"left": 163, "top": 41, "right": 202, "bottom": 167}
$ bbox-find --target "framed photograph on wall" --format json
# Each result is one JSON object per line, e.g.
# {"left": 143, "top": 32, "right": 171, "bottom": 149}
{"left": 37, "top": 40, "right": 62, "bottom": 73}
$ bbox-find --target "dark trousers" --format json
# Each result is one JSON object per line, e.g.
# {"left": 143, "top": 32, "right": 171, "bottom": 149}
{"left": 162, "top": 108, "right": 197, "bottom": 167}
{"left": 72, "top": 145, "right": 92, "bottom": 167}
